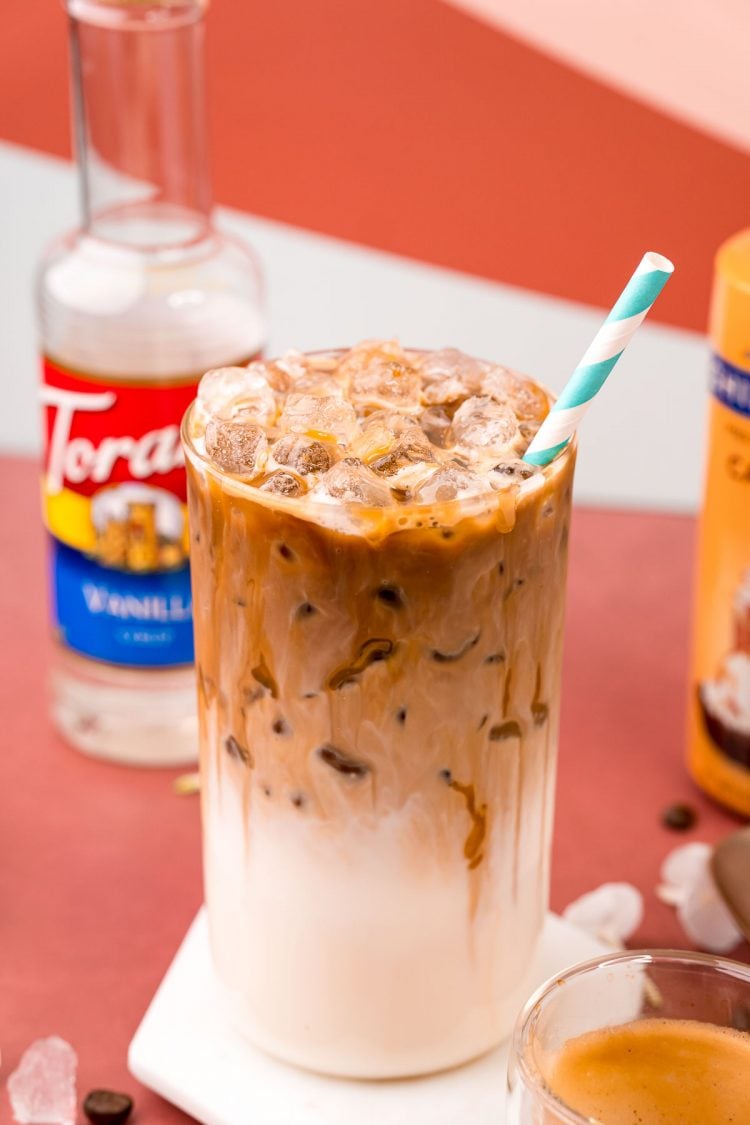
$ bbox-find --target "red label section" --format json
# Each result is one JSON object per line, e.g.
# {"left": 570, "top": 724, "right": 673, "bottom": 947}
{"left": 40, "top": 359, "right": 199, "bottom": 501}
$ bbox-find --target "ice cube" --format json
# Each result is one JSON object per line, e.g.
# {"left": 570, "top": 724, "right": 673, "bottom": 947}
{"left": 314, "top": 459, "right": 393, "bottom": 506}
{"left": 351, "top": 413, "right": 434, "bottom": 475}
{"left": 489, "top": 459, "right": 539, "bottom": 487}
{"left": 198, "top": 365, "right": 276, "bottom": 426}
{"left": 7, "top": 1037, "right": 77, "bottom": 1125}
{"left": 279, "top": 394, "right": 359, "bottom": 444}
{"left": 271, "top": 434, "right": 336, "bottom": 475}
{"left": 260, "top": 471, "right": 306, "bottom": 497}
{"left": 338, "top": 340, "right": 405, "bottom": 374}
{"left": 289, "top": 349, "right": 340, "bottom": 388}
{"left": 371, "top": 431, "right": 435, "bottom": 476}
{"left": 419, "top": 406, "right": 453, "bottom": 448}
{"left": 480, "top": 366, "right": 549, "bottom": 424}
{"left": 387, "top": 459, "right": 436, "bottom": 499}
{"left": 291, "top": 372, "right": 342, "bottom": 396}
{"left": 415, "top": 465, "right": 489, "bottom": 504}
{"left": 338, "top": 341, "right": 420, "bottom": 412}
{"left": 451, "top": 396, "right": 519, "bottom": 456}
{"left": 262, "top": 363, "right": 293, "bottom": 395}
{"left": 205, "top": 418, "right": 267, "bottom": 474}
{"left": 419, "top": 348, "right": 483, "bottom": 406}
{"left": 272, "top": 350, "right": 342, "bottom": 396}
{"left": 349, "top": 418, "right": 398, "bottom": 464}
{"left": 349, "top": 360, "right": 421, "bottom": 412}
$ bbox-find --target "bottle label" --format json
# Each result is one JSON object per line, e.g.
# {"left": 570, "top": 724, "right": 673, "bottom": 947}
{"left": 40, "top": 357, "right": 199, "bottom": 667}
{"left": 710, "top": 354, "right": 750, "bottom": 417}
{"left": 688, "top": 350, "right": 750, "bottom": 813}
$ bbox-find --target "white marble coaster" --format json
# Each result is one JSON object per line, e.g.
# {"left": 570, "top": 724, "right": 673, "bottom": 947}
{"left": 129, "top": 909, "right": 606, "bottom": 1125}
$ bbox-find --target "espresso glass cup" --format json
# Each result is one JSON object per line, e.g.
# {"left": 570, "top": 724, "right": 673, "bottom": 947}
{"left": 507, "top": 949, "right": 750, "bottom": 1124}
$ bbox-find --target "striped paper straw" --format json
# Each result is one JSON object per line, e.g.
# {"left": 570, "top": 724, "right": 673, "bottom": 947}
{"left": 523, "top": 251, "right": 674, "bottom": 466}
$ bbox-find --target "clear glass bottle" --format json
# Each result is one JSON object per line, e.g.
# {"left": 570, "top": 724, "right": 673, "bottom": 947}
{"left": 37, "top": 0, "right": 265, "bottom": 766}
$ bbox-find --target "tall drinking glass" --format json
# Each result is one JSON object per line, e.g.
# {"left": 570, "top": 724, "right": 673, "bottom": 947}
{"left": 183, "top": 344, "right": 575, "bottom": 1077}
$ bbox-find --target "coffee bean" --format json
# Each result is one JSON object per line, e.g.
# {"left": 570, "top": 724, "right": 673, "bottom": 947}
{"left": 439, "top": 768, "right": 452, "bottom": 784}
{"left": 395, "top": 707, "right": 408, "bottom": 725}
{"left": 296, "top": 601, "right": 317, "bottom": 619}
{"left": 661, "top": 803, "right": 697, "bottom": 831}
{"left": 290, "top": 791, "right": 307, "bottom": 809}
{"left": 272, "top": 717, "right": 291, "bottom": 736}
{"left": 277, "top": 543, "right": 295, "bottom": 562}
{"left": 83, "top": 1090, "right": 133, "bottom": 1125}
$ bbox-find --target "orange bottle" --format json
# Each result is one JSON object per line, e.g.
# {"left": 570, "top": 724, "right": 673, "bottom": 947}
{"left": 688, "top": 230, "right": 750, "bottom": 816}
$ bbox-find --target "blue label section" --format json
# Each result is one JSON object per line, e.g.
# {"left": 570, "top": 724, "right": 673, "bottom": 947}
{"left": 711, "top": 354, "right": 750, "bottom": 417}
{"left": 51, "top": 538, "right": 194, "bottom": 667}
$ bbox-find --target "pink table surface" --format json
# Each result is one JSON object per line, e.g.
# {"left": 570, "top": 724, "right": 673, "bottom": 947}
{"left": 1, "top": 456, "right": 746, "bottom": 1123}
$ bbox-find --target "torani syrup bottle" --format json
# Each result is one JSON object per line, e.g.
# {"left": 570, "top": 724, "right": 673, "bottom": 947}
{"left": 37, "top": 0, "right": 265, "bottom": 765}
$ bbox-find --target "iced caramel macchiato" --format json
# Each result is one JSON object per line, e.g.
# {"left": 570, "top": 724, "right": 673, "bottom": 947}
{"left": 183, "top": 342, "right": 575, "bottom": 1078}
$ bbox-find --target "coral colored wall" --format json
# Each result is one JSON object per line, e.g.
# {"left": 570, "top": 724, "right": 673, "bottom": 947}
{"left": 3, "top": 0, "right": 748, "bottom": 332}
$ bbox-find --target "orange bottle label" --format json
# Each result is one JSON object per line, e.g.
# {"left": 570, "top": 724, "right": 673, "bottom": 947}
{"left": 689, "top": 231, "right": 750, "bottom": 816}
{"left": 689, "top": 367, "right": 750, "bottom": 815}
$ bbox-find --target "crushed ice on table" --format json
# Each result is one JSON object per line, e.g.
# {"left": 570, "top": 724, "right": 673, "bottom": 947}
{"left": 415, "top": 465, "right": 489, "bottom": 504}
{"left": 7, "top": 1037, "right": 77, "bottom": 1125}
{"left": 314, "top": 459, "right": 393, "bottom": 506}
{"left": 658, "top": 842, "right": 742, "bottom": 953}
{"left": 419, "top": 348, "right": 483, "bottom": 406}
{"left": 198, "top": 365, "right": 276, "bottom": 426}
{"left": 279, "top": 393, "right": 359, "bottom": 444}
{"left": 563, "top": 883, "right": 644, "bottom": 946}
{"left": 451, "top": 396, "right": 520, "bottom": 456}
{"left": 205, "top": 418, "right": 267, "bottom": 474}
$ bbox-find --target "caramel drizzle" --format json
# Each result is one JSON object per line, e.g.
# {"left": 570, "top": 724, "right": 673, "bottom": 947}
{"left": 449, "top": 779, "right": 487, "bottom": 871}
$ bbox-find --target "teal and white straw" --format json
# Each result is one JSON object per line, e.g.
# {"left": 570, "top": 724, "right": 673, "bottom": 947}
{"left": 523, "top": 251, "right": 674, "bottom": 466}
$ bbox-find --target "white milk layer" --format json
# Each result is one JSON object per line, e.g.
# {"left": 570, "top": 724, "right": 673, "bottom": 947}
{"left": 202, "top": 743, "right": 550, "bottom": 1078}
